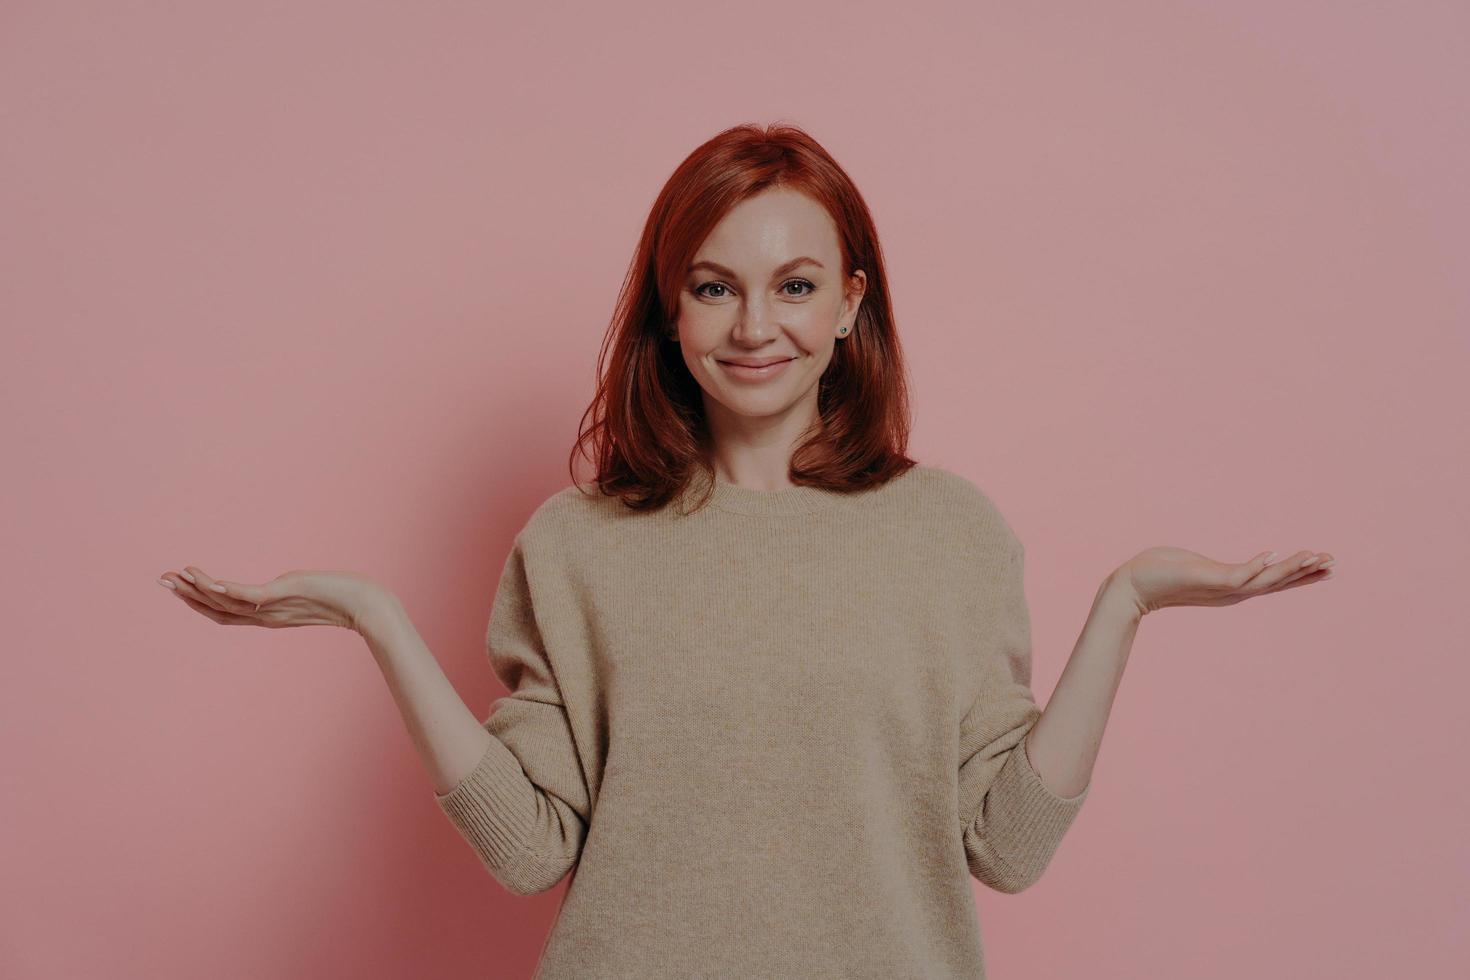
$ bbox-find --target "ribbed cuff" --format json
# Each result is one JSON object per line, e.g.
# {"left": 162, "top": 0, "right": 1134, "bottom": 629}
{"left": 434, "top": 737, "right": 538, "bottom": 874}
{"left": 980, "top": 736, "right": 1089, "bottom": 878}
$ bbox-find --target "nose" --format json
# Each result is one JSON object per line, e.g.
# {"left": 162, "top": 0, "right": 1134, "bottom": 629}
{"left": 731, "top": 296, "right": 779, "bottom": 344}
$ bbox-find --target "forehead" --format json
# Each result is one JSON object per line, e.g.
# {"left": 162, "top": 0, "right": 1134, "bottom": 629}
{"left": 692, "top": 188, "right": 839, "bottom": 267}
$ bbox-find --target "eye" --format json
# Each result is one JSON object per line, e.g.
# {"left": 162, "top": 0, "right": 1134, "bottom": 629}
{"left": 694, "top": 282, "right": 730, "bottom": 299}
{"left": 782, "top": 279, "right": 816, "bottom": 297}
{"left": 692, "top": 279, "right": 816, "bottom": 300}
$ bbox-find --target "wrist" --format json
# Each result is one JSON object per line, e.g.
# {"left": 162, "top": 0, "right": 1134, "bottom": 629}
{"left": 352, "top": 589, "right": 406, "bottom": 639}
{"left": 1097, "top": 568, "right": 1146, "bottom": 624}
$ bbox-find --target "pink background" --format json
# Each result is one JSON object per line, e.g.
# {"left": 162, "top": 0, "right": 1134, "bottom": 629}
{"left": 4, "top": 2, "right": 1466, "bottom": 977}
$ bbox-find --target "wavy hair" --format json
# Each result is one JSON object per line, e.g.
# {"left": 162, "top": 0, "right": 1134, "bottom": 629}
{"left": 569, "top": 121, "right": 917, "bottom": 513}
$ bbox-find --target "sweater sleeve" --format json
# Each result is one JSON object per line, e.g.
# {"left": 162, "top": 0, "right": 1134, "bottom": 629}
{"left": 434, "top": 535, "right": 591, "bottom": 896}
{"left": 957, "top": 532, "right": 1090, "bottom": 894}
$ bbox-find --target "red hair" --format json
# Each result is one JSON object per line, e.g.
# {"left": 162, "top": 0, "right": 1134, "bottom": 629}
{"left": 569, "top": 122, "right": 917, "bottom": 513}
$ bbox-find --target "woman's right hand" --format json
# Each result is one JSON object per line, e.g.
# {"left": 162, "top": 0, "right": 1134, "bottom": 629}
{"left": 157, "top": 565, "right": 391, "bottom": 633}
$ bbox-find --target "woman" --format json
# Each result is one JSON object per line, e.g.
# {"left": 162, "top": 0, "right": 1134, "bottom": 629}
{"left": 156, "top": 123, "right": 1335, "bottom": 978}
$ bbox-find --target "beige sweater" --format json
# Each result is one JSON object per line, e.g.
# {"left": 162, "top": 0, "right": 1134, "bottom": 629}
{"left": 434, "top": 463, "right": 1090, "bottom": 978}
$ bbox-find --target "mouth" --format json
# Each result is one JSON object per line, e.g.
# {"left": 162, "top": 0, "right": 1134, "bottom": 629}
{"left": 717, "top": 356, "right": 797, "bottom": 380}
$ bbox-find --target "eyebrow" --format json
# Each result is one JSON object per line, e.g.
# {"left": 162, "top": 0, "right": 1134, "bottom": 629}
{"left": 686, "top": 256, "right": 825, "bottom": 280}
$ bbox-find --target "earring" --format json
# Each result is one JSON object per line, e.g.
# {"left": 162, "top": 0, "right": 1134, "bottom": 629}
{"left": 837, "top": 325, "right": 850, "bottom": 336}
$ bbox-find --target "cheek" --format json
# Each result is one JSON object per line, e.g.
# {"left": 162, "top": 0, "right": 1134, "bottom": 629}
{"left": 790, "top": 304, "right": 840, "bottom": 345}
{"left": 678, "top": 302, "right": 724, "bottom": 335}
{"left": 800, "top": 293, "right": 844, "bottom": 323}
{"left": 680, "top": 318, "right": 726, "bottom": 359}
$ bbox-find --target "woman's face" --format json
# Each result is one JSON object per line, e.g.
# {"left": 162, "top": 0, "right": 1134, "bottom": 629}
{"left": 673, "top": 187, "right": 865, "bottom": 439}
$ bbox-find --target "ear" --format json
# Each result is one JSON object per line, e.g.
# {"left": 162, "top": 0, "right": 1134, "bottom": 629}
{"left": 843, "top": 269, "right": 867, "bottom": 326}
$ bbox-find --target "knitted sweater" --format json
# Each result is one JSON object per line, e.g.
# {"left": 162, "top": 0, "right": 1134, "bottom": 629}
{"left": 434, "top": 463, "right": 1090, "bottom": 978}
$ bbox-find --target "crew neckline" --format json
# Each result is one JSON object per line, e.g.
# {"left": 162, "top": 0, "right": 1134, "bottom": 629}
{"left": 688, "top": 467, "right": 852, "bottom": 516}
{"left": 677, "top": 465, "right": 925, "bottom": 516}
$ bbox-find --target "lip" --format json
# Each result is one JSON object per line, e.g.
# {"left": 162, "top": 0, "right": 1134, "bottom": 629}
{"left": 718, "top": 356, "right": 796, "bottom": 367}
{"left": 717, "top": 356, "right": 796, "bottom": 381}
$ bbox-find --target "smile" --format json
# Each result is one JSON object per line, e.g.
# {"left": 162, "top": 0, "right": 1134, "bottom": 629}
{"left": 717, "top": 358, "right": 796, "bottom": 381}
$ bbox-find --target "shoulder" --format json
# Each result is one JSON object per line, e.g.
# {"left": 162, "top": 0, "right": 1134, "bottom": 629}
{"left": 903, "top": 463, "right": 1024, "bottom": 556}
{"left": 511, "top": 479, "right": 642, "bottom": 568}
{"left": 516, "top": 481, "right": 615, "bottom": 541}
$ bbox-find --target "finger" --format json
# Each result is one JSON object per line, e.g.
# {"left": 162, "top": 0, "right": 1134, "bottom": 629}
{"left": 1279, "top": 551, "right": 1330, "bottom": 583}
{"left": 1231, "top": 551, "right": 1279, "bottom": 588}
{"left": 1255, "top": 565, "right": 1333, "bottom": 596}
{"left": 204, "top": 574, "right": 274, "bottom": 613}
{"left": 163, "top": 572, "right": 234, "bottom": 611}
{"left": 1242, "top": 550, "right": 1313, "bottom": 589}
{"left": 172, "top": 585, "right": 257, "bottom": 625}
{"left": 183, "top": 567, "right": 262, "bottom": 615}
{"left": 1248, "top": 551, "right": 1330, "bottom": 592}
{"left": 1233, "top": 549, "right": 1300, "bottom": 589}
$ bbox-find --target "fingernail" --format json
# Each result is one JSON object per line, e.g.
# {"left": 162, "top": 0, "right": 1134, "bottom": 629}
{"left": 1300, "top": 556, "right": 1319, "bottom": 568}
{"left": 157, "top": 578, "right": 176, "bottom": 590}
{"left": 179, "top": 570, "right": 196, "bottom": 583}
{"left": 1263, "top": 551, "right": 1277, "bottom": 563}
{"left": 1318, "top": 559, "right": 1335, "bottom": 568}
{"left": 210, "top": 582, "right": 228, "bottom": 593}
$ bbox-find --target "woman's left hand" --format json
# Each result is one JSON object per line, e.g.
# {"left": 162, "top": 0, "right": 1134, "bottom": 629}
{"left": 1112, "top": 547, "right": 1335, "bottom": 617}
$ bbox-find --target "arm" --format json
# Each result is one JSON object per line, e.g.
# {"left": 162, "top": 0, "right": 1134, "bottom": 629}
{"left": 158, "top": 548, "right": 590, "bottom": 896}
{"left": 357, "top": 594, "right": 499, "bottom": 797}
{"left": 958, "top": 536, "right": 1098, "bottom": 894}
{"left": 962, "top": 536, "right": 1331, "bottom": 894}
{"left": 1022, "top": 572, "right": 1139, "bottom": 802}
{"left": 358, "top": 540, "right": 590, "bottom": 896}
{"left": 1027, "top": 542, "right": 1336, "bottom": 800}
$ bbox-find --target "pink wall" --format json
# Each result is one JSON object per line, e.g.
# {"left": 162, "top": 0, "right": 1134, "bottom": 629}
{"left": 4, "top": 2, "right": 1466, "bottom": 977}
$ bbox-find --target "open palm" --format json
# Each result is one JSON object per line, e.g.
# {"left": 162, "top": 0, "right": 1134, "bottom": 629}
{"left": 156, "top": 565, "right": 386, "bottom": 632}
{"left": 1117, "top": 547, "right": 1335, "bottom": 616}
